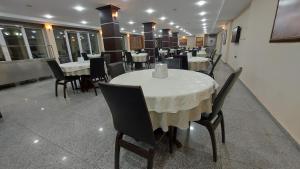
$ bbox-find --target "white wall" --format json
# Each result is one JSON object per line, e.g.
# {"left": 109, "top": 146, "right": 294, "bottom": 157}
{"left": 221, "top": 0, "right": 300, "bottom": 143}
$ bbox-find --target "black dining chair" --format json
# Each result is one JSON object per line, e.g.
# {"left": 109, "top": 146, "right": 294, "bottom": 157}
{"left": 192, "top": 50, "right": 197, "bottom": 57}
{"left": 164, "top": 58, "right": 182, "bottom": 69}
{"left": 81, "top": 53, "right": 89, "bottom": 61}
{"left": 195, "top": 68, "right": 242, "bottom": 162}
{"left": 125, "top": 52, "right": 134, "bottom": 70}
{"left": 89, "top": 58, "right": 109, "bottom": 96}
{"left": 173, "top": 55, "right": 188, "bottom": 70}
{"left": 99, "top": 83, "right": 166, "bottom": 169}
{"left": 47, "top": 60, "right": 77, "bottom": 98}
{"left": 107, "top": 62, "right": 126, "bottom": 79}
{"left": 198, "top": 54, "right": 222, "bottom": 79}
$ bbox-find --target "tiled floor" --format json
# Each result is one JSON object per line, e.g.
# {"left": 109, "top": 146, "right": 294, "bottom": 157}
{"left": 0, "top": 62, "right": 299, "bottom": 169}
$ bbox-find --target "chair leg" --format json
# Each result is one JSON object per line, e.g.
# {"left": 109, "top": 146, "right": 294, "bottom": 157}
{"left": 63, "top": 83, "right": 67, "bottom": 99}
{"left": 55, "top": 80, "right": 58, "bottom": 97}
{"left": 147, "top": 149, "right": 155, "bottom": 169}
{"left": 207, "top": 125, "right": 217, "bottom": 162}
{"left": 168, "top": 126, "right": 174, "bottom": 154}
{"left": 94, "top": 85, "right": 98, "bottom": 96}
{"left": 0, "top": 112, "right": 3, "bottom": 119}
{"left": 71, "top": 81, "right": 75, "bottom": 94}
{"left": 220, "top": 113, "right": 225, "bottom": 143}
{"left": 115, "top": 133, "right": 123, "bottom": 169}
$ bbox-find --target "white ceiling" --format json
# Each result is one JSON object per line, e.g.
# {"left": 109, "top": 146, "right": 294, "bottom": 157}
{"left": 0, "top": 0, "right": 252, "bottom": 35}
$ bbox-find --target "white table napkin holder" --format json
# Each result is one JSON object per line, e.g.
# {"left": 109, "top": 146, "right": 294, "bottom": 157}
{"left": 152, "top": 63, "right": 168, "bottom": 79}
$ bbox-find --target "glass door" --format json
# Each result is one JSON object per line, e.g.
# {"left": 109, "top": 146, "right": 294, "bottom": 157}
{"left": 79, "top": 32, "right": 91, "bottom": 54}
{"left": 67, "top": 31, "right": 80, "bottom": 62}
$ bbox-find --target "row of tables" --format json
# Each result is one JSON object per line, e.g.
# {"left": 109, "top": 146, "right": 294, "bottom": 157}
{"left": 59, "top": 49, "right": 216, "bottom": 138}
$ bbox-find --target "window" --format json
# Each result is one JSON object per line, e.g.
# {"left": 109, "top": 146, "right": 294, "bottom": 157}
{"left": 89, "top": 32, "right": 100, "bottom": 54}
{"left": 80, "top": 32, "right": 91, "bottom": 54}
{"left": 67, "top": 31, "right": 80, "bottom": 62}
{"left": 2, "top": 26, "right": 29, "bottom": 60}
{"left": 0, "top": 46, "right": 4, "bottom": 61}
{"left": 53, "top": 29, "right": 70, "bottom": 63}
{"left": 25, "top": 28, "right": 48, "bottom": 59}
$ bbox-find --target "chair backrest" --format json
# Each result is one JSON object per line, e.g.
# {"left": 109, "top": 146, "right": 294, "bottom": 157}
{"left": 192, "top": 50, "right": 197, "bottom": 57}
{"left": 90, "top": 58, "right": 106, "bottom": 78}
{"left": 103, "top": 54, "right": 111, "bottom": 65}
{"left": 99, "top": 83, "right": 156, "bottom": 146}
{"left": 209, "top": 49, "right": 217, "bottom": 60}
{"left": 173, "top": 55, "right": 188, "bottom": 70}
{"left": 125, "top": 52, "right": 133, "bottom": 62}
{"left": 155, "top": 48, "right": 159, "bottom": 58}
{"left": 47, "top": 60, "right": 65, "bottom": 81}
{"left": 164, "top": 58, "right": 181, "bottom": 69}
{"left": 209, "top": 68, "right": 242, "bottom": 120}
{"left": 107, "top": 62, "right": 125, "bottom": 79}
{"left": 209, "top": 54, "right": 222, "bottom": 75}
{"left": 81, "top": 53, "right": 89, "bottom": 61}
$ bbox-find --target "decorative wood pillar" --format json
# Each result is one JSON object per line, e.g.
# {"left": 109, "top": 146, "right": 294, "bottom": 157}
{"left": 96, "top": 5, "right": 122, "bottom": 63}
{"left": 172, "top": 32, "right": 179, "bottom": 48}
{"left": 162, "top": 29, "right": 170, "bottom": 49}
{"left": 143, "top": 22, "right": 156, "bottom": 57}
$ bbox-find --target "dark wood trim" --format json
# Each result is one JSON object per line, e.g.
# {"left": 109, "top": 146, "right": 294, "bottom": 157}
{"left": 0, "top": 19, "right": 43, "bottom": 28}
{"left": 52, "top": 25, "right": 99, "bottom": 32}
{"left": 270, "top": 0, "right": 300, "bottom": 43}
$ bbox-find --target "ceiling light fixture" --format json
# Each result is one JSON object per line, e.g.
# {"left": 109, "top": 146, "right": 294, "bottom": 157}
{"left": 120, "top": 27, "right": 125, "bottom": 31}
{"left": 201, "top": 18, "right": 207, "bottom": 22}
{"left": 169, "top": 22, "right": 174, "bottom": 25}
{"left": 159, "top": 16, "right": 166, "bottom": 21}
{"left": 128, "top": 21, "right": 135, "bottom": 25}
{"left": 0, "top": 27, "right": 4, "bottom": 30}
{"left": 73, "top": 5, "right": 85, "bottom": 12}
{"left": 175, "top": 25, "right": 180, "bottom": 28}
{"left": 196, "top": 1, "right": 207, "bottom": 6}
{"left": 43, "top": 14, "right": 54, "bottom": 19}
{"left": 145, "top": 8, "right": 155, "bottom": 14}
{"left": 180, "top": 28, "right": 183, "bottom": 31}
{"left": 132, "top": 29, "right": 136, "bottom": 33}
{"left": 199, "top": 11, "right": 207, "bottom": 16}
{"left": 81, "top": 20, "right": 88, "bottom": 24}
{"left": 202, "top": 23, "right": 207, "bottom": 26}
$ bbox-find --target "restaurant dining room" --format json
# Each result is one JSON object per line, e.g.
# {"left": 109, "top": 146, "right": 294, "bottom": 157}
{"left": 0, "top": 0, "right": 300, "bottom": 168}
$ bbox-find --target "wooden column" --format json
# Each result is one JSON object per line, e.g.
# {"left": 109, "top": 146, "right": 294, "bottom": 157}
{"left": 172, "top": 32, "right": 179, "bottom": 48}
{"left": 143, "top": 22, "right": 156, "bottom": 57}
{"left": 162, "top": 29, "right": 170, "bottom": 49}
{"left": 96, "top": 5, "right": 122, "bottom": 63}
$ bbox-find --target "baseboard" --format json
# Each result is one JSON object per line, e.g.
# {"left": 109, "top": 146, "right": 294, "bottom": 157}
{"left": 223, "top": 61, "right": 300, "bottom": 150}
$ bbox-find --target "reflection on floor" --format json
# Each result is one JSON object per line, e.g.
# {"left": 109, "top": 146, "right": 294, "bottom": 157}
{"left": 0, "top": 62, "right": 299, "bottom": 169}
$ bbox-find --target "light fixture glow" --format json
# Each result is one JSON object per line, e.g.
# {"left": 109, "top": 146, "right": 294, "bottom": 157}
{"left": 159, "top": 16, "right": 166, "bottom": 21}
{"left": 99, "top": 127, "right": 103, "bottom": 132}
{"left": 33, "top": 139, "right": 39, "bottom": 144}
{"left": 201, "top": 18, "right": 207, "bottom": 22}
{"left": 196, "top": 1, "right": 207, "bottom": 6}
{"left": 175, "top": 25, "right": 180, "bottom": 28}
{"left": 43, "top": 14, "right": 54, "bottom": 19}
{"left": 202, "top": 23, "right": 207, "bottom": 26}
{"left": 159, "top": 30, "right": 162, "bottom": 33}
{"left": 0, "top": 27, "right": 3, "bottom": 30}
{"left": 81, "top": 20, "right": 88, "bottom": 24}
{"left": 62, "top": 156, "right": 67, "bottom": 161}
{"left": 169, "top": 22, "right": 174, "bottom": 25}
{"left": 145, "top": 8, "right": 155, "bottom": 14}
{"left": 132, "top": 29, "right": 136, "bottom": 33}
{"left": 128, "top": 21, "right": 135, "bottom": 25}
{"left": 120, "top": 27, "right": 125, "bottom": 31}
{"left": 199, "top": 11, "right": 207, "bottom": 16}
{"left": 73, "top": 5, "right": 85, "bottom": 12}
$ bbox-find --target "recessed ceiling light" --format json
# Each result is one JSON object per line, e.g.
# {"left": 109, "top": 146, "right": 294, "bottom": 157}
{"left": 159, "top": 30, "right": 162, "bottom": 33}
{"left": 202, "top": 23, "right": 207, "bottom": 26}
{"left": 180, "top": 28, "right": 183, "bottom": 31}
{"left": 159, "top": 16, "right": 167, "bottom": 21}
{"left": 120, "top": 27, "right": 125, "bottom": 31}
{"left": 43, "top": 14, "right": 54, "bottom": 19}
{"left": 128, "top": 21, "right": 135, "bottom": 25}
{"left": 81, "top": 20, "right": 88, "bottom": 24}
{"left": 175, "top": 25, "right": 180, "bottom": 28}
{"left": 132, "top": 29, "right": 136, "bottom": 33}
{"left": 201, "top": 18, "right": 207, "bottom": 22}
{"left": 145, "top": 8, "right": 155, "bottom": 14}
{"left": 196, "top": 1, "right": 207, "bottom": 6}
{"left": 0, "top": 27, "right": 4, "bottom": 30}
{"left": 199, "top": 11, "right": 207, "bottom": 16}
{"left": 169, "top": 22, "right": 174, "bottom": 25}
{"left": 73, "top": 5, "right": 85, "bottom": 12}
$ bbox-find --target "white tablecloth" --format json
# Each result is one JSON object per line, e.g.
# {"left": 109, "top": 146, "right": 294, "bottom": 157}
{"left": 87, "top": 54, "right": 101, "bottom": 58}
{"left": 159, "top": 50, "right": 168, "bottom": 56}
{"left": 188, "top": 57, "right": 210, "bottom": 71}
{"left": 188, "top": 51, "right": 207, "bottom": 58}
{"left": 110, "top": 69, "right": 218, "bottom": 131}
{"left": 132, "top": 53, "right": 148, "bottom": 62}
{"left": 60, "top": 61, "right": 90, "bottom": 76}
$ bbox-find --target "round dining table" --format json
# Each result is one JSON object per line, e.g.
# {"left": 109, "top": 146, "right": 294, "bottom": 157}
{"left": 131, "top": 53, "right": 148, "bottom": 69}
{"left": 60, "top": 61, "right": 90, "bottom": 76}
{"left": 110, "top": 69, "right": 218, "bottom": 132}
{"left": 188, "top": 57, "right": 210, "bottom": 71}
